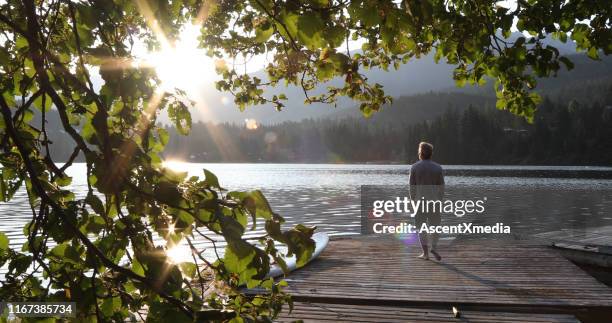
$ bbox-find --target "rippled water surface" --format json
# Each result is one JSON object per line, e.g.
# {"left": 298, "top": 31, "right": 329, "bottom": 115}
{"left": 1, "top": 163, "right": 612, "bottom": 255}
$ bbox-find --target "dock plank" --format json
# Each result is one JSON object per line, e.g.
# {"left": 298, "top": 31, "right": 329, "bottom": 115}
{"left": 278, "top": 302, "right": 580, "bottom": 322}
{"left": 534, "top": 225, "right": 612, "bottom": 246}
{"left": 281, "top": 236, "right": 612, "bottom": 310}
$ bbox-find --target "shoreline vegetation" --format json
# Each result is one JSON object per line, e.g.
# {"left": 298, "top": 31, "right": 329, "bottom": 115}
{"left": 163, "top": 95, "right": 612, "bottom": 165}
{"left": 41, "top": 88, "right": 612, "bottom": 166}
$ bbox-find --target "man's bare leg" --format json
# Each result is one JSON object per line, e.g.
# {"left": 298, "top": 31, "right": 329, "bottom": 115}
{"left": 429, "top": 213, "right": 442, "bottom": 261}
{"left": 417, "top": 233, "right": 429, "bottom": 260}
{"left": 430, "top": 231, "right": 441, "bottom": 261}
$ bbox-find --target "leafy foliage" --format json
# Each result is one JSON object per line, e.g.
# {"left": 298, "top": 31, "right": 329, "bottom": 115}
{"left": 0, "top": 0, "right": 314, "bottom": 321}
{"left": 206, "top": 0, "right": 610, "bottom": 121}
{"left": 0, "top": 0, "right": 609, "bottom": 321}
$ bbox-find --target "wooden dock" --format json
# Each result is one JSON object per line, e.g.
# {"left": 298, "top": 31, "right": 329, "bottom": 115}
{"left": 273, "top": 235, "right": 612, "bottom": 322}
{"left": 535, "top": 225, "right": 612, "bottom": 247}
{"left": 278, "top": 302, "right": 580, "bottom": 322}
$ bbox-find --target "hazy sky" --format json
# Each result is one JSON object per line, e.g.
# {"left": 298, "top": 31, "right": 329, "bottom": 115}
{"left": 92, "top": 0, "right": 524, "bottom": 124}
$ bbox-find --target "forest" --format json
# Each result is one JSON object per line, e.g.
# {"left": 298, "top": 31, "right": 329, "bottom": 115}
{"left": 163, "top": 88, "right": 612, "bottom": 165}
{"left": 42, "top": 83, "right": 612, "bottom": 166}
{"left": 42, "top": 85, "right": 612, "bottom": 166}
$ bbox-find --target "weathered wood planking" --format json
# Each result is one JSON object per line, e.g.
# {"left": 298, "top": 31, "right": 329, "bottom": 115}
{"left": 278, "top": 302, "right": 580, "bottom": 323}
{"left": 280, "top": 235, "right": 612, "bottom": 310}
{"left": 535, "top": 225, "right": 612, "bottom": 247}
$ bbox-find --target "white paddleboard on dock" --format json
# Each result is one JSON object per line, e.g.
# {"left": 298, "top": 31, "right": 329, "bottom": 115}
{"left": 266, "top": 232, "right": 329, "bottom": 279}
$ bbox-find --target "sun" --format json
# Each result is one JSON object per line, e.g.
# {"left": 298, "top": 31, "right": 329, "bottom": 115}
{"left": 143, "top": 24, "right": 219, "bottom": 95}
{"left": 166, "top": 243, "right": 193, "bottom": 264}
{"left": 162, "top": 159, "right": 190, "bottom": 172}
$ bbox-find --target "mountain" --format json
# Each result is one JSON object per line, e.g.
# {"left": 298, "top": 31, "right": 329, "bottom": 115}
{"left": 331, "top": 92, "right": 496, "bottom": 125}
{"left": 329, "top": 53, "right": 612, "bottom": 125}
{"left": 192, "top": 53, "right": 460, "bottom": 124}
{"left": 161, "top": 87, "right": 612, "bottom": 165}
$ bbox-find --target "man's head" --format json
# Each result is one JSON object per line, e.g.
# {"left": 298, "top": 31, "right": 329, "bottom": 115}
{"left": 418, "top": 142, "right": 433, "bottom": 160}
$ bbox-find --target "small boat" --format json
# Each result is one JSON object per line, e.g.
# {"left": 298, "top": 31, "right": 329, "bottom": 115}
{"left": 551, "top": 242, "right": 612, "bottom": 268}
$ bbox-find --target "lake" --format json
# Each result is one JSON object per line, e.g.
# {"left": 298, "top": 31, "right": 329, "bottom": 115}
{"left": 2, "top": 163, "right": 612, "bottom": 260}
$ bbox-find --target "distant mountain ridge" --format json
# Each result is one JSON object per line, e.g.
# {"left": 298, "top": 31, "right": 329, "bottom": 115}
{"left": 337, "top": 54, "right": 612, "bottom": 123}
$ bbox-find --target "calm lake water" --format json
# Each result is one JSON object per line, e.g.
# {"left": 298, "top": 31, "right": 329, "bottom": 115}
{"left": 2, "top": 163, "right": 612, "bottom": 258}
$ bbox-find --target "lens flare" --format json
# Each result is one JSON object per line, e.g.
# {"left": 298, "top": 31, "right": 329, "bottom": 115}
{"left": 162, "top": 159, "right": 189, "bottom": 172}
{"left": 166, "top": 243, "right": 192, "bottom": 264}
{"left": 140, "top": 24, "right": 218, "bottom": 96}
{"left": 396, "top": 232, "right": 419, "bottom": 246}
{"left": 245, "top": 118, "right": 259, "bottom": 130}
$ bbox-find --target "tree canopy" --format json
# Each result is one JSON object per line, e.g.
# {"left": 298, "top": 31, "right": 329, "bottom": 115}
{"left": 0, "top": 0, "right": 610, "bottom": 321}
{"left": 203, "top": 0, "right": 610, "bottom": 120}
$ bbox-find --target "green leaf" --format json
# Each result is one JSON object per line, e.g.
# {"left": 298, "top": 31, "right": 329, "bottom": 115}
{"left": 9, "top": 254, "right": 33, "bottom": 275}
{"left": 101, "top": 296, "right": 121, "bottom": 317}
{"left": 158, "top": 128, "right": 169, "bottom": 146}
{"left": 15, "top": 37, "right": 28, "bottom": 49}
{"left": 24, "top": 59, "right": 36, "bottom": 77}
{"left": 315, "top": 61, "right": 335, "bottom": 81}
{"left": 455, "top": 77, "right": 466, "bottom": 87}
{"left": 50, "top": 243, "right": 82, "bottom": 264}
{"left": 0, "top": 47, "right": 10, "bottom": 66}
{"left": 0, "top": 232, "right": 8, "bottom": 251}
{"left": 228, "top": 189, "right": 274, "bottom": 231}
{"left": 223, "top": 239, "right": 270, "bottom": 285}
{"left": 224, "top": 241, "right": 253, "bottom": 271}
{"left": 168, "top": 101, "right": 192, "bottom": 135}
{"left": 277, "top": 10, "right": 299, "bottom": 41}
{"left": 254, "top": 26, "right": 274, "bottom": 42}
{"left": 297, "top": 12, "right": 326, "bottom": 50}
{"left": 203, "top": 169, "right": 223, "bottom": 189}
{"left": 132, "top": 258, "right": 145, "bottom": 276}
{"left": 148, "top": 301, "right": 192, "bottom": 323}
{"left": 85, "top": 215, "right": 106, "bottom": 234}
{"left": 82, "top": 121, "right": 96, "bottom": 143}
{"left": 559, "top": 56, "right": 574, "bottom": 70}
{"left": 55, "top": 175, "right": 72, "bottom": 187}
{"left": 587, "top": 47, "right": 599, "bottom": 59}
{"left": 265, "top": 220, "right": 315, "bottom": 268}
{"left": 179, "top": 262, "right": 197, "bottom": 278}
{"left": 325, "top": 26, "right": 345, "bottom": 48}
{"left": 350, "top": 3, "right": 381, "bottom": 27}
{"left": 154, "top": 180, "right": 183, "bottom": 204}
{"left": 33, "top": 94, "right": 52, "bottom": 112}
{"left": 85, "top": 193, "right": 105, "bottom": 215}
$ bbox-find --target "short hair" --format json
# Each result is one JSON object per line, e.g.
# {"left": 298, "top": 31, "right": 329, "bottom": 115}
{"left": 419, "top": 142, "right": 433, "bottom": 159}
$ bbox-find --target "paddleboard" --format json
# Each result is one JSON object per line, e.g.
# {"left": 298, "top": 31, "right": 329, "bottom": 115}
{"left": 552, "top": 242, "right": 612, "bottom": 268}
{"left": 266, "top": 232, "right": 329, "bottom": 279}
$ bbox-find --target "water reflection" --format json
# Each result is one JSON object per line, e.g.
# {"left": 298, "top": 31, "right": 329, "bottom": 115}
{"left": 1, "top": 163, "right": 611, "bottom": 257}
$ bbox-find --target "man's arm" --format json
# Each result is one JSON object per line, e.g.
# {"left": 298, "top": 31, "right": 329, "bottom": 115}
{"left": 409, "top": 165, "right": 416, "bottom": 200}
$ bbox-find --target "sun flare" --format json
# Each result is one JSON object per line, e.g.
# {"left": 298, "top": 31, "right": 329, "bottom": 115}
{"left": 162, "top": 159, "right": 190, "bottom": 172}
{"left": 166, "top": 243, "right": 193, "bottom": 264}
{"left": 142, "top": 24, "right": 219, "bottom": 95}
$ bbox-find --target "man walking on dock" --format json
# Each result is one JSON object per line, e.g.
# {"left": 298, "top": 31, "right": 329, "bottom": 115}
{"left": 409, "top": 142, "right": 445, "bottom": 261}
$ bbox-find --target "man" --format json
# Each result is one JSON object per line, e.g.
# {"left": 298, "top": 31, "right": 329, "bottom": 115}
{"left": 409, "top": 142, "right": 445, "bottom": 261}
